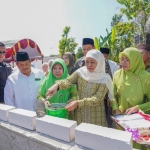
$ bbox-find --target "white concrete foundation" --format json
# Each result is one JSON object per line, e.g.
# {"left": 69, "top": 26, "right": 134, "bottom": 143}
{"left": 0, "top": 104, "right": 15, "bottom": 121}
{"left": 75, "top": 123, "right": 133, "bottom": 150}
{"left": 36, "top": 115, "right": 77, "bottom": 142}
{"left": 8, "top": 108, "right": 37, "bottom": 130}
{"left": 0, "top": 121, "right": 90, "bottom": 150}
{"left": 0, "top": 118, "right": 139, "bottom": 150}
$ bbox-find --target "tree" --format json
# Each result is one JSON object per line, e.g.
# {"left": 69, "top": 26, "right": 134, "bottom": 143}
{"left": 94, "top": 29, "right": 112, "bottom": 50}
{"left": 111, "top": 14, "right": 123, "bottom": 28}
{"left": 94, "top": 13, "right": 134, "bottom": 62}
{"left": 58, "top": 26, "right": 78, "bottom": 57}
{"left": 76, "top": 47, "right": 83, "bottom": 59}
{"left": 117, "top": 0, "right": 150, "bottom": 44}
{"left": 95, "top": 0, "right": 150, "bottom": 62}
{"left": 117, "top": 0, "right": 150, "bottom": 21}
{"left": 112, "top": 22, "right": 135, "bottom": 61}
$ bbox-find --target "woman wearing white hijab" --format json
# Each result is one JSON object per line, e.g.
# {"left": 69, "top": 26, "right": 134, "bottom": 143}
{"left": 46, "top": 50, "right": 113, "bottom": 126}
{"left": 48, "top": 59, "right": 54, "bottom": 70}
{"left": 43, "top": 59, "right": 54, "bottom": 77}
{"left": 42, "top": 62, "right": 48, "bottom": 76}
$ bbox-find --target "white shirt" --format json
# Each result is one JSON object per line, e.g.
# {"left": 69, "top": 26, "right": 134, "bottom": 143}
{"left": 12, "top": 66, "right": 18, "bottom": 73}
{"left": 108, "top": 60, "right": 118, "bottom": 76}
{"left": 4, "top": 67, "right": 44, "bottom": 111}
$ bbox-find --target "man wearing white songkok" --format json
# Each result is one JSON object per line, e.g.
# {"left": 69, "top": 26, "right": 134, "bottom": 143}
{"left": 46, "top": 49, "right": 113, "bottom": 126}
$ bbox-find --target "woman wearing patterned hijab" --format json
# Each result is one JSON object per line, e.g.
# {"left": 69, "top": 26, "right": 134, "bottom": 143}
{"left": 62, "top": 52, "right": 75, "bottom": 75}
{"left": 46, "top": 50, "right": 113, "bottom": 126}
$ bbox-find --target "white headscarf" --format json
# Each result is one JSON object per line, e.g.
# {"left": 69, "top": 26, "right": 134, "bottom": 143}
{"left": 48, "top": 59, "right": 54, "bottom": 69}
{"left": 42, "top": 62, "right": 48, "bottom": 67}
{"left": 76, "top": 49, "right": 114, "bottom": 100}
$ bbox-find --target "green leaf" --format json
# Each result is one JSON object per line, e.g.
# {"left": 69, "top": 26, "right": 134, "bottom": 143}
{"left": 94, "top": 37, "right": 100, "bottom": 50}
{"left": 111, "top": 26, "right": 117, "bottom": 43}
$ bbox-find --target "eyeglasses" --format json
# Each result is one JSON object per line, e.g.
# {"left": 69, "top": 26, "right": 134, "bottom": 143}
{"left": 0, "top": 51, "right": 6, "bottom": 55}
{"left": 119, "top": 58, "right": 130, "bottom": 64}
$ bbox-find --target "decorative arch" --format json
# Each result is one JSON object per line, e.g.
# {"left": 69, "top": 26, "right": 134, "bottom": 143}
{"left": 5, "top": 39, "right": 43, "bottom": 62}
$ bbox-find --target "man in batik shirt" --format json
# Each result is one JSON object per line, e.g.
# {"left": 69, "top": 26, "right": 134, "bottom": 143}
{"left": 100, "top": 48, "right": 118, "bottom": 78}
{"left": 74, "top": 38, "right": 95, "bottom": 71}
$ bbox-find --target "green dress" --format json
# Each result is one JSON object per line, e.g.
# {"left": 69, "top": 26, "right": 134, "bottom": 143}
{"left": 111, "top": 48, "right": 150, "bottom": 150}
{"left": 38, "top": 58, "right": 77, "bottom": 103}
{"left": 111, "top": 48, "right": 150, "bottom": 114}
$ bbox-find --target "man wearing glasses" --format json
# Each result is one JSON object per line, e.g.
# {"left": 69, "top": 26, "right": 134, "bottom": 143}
{"left": 0, "top": 42, "right": 12, "bottom": 103}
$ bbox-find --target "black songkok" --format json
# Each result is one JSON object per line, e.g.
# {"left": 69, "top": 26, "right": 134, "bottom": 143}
{"left": 82, "top": 38, "right": 94, "bottom": 46}
{"left": 100, "top": 48, "right": 110, "bottom": 54}
{"left": 16, "top": 52, "right": 29, "bottom": 61}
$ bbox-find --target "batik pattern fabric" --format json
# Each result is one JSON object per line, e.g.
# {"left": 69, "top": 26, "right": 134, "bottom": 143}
{"left": 105, "top": 59, "right": 113, "bottom": 79}
{"left": 74, "top": 56, "right": 85, "bottom": 71}
{"left": 56, "top": 72, "right": 108, "bottom": 126}
{"left": 104, "top": 59, "right": 113, "bottom": 127}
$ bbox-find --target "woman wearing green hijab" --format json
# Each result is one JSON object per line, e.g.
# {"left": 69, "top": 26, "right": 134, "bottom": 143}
{"left": 111, "top": 47, "right": 150, "bottom": 150}
{"left": 111, "top": 47, "right": 150, "bottom": 115}
{"left": 38, "top": 58, "right": 77, "bottom": 104}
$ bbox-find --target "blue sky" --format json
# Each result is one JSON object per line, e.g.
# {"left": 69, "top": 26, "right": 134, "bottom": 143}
{"left": 0, "top": 0, "right": 122, "bottom": 56}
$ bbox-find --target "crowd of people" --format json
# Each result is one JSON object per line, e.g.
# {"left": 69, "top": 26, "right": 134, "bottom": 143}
{"left": 0, "top": 38, "right": 150, "bottom": 149}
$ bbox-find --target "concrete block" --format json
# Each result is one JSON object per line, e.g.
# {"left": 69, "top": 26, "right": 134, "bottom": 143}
{"left": 75, "top": 123, "right": 132, "bottom": 150}
{"left": 0, "top": 104, "right": 15, "bottom": 121}
{"left": 36, "top": 115, "right": 77, "bottom": 142}
{"left": 8, "top": 109, "right": 37, "bottom": 130}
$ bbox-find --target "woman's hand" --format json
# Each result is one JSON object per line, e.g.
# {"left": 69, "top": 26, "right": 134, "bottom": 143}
{"left": 65, "top": 101, "right": 78, "bottom": 111}
{"left": 45, "top": 70, "right": 49, "bottom": 77}
{"left": 44, "top": 101, "right": 50, "bottom": 107}
{"left": 125, "top": 106, "right": 139, "bottom": 115}
{"left": 67, "top": 99, "right": 74, "bottom": 104}
{"left": 46, "top": 83, "right": 59, "bottom": 98}
{"left": 114, "top": 109, "right": 121, "bottom": 115}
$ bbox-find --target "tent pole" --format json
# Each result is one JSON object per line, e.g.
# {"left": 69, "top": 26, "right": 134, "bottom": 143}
{"left": 42, "top": 56, "right": 43, "bottom": 63}
{"left": 12, "top": 55, "right": 14, "bottom": 68}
